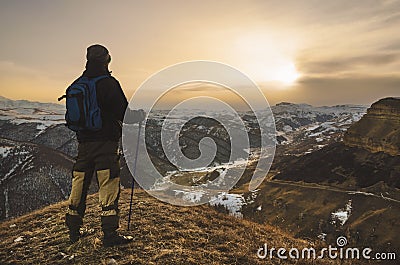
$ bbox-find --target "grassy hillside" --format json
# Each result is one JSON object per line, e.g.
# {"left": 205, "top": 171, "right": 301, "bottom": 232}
{"left": 0, "top": 189, "right": 360, "bottom": 265}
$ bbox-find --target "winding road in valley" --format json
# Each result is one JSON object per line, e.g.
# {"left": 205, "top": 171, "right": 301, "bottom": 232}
{"left": 266, "top": 178, "right": 400, "bottom": 204}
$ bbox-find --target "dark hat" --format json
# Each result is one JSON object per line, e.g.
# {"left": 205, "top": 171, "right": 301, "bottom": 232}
{"left": 86, "top": 44, "right": 111, "bottom": 63}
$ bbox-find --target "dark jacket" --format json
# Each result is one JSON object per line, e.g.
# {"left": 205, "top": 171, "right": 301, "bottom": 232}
{"left": 75, "top": 61, "right": 127, "bottom": 143}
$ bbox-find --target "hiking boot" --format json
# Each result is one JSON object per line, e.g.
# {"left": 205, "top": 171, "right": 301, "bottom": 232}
{"left": 103, "top": 233, "right": 133, "bottom": 247}
{"left": 65, "top": 214, "right": 83, "bottom": 243}
{"left": 69, "top": 228, "right": 92, "bottom": 243}
{"left": 101, "top": 215, "right": 132, "bottom": 247}
{"left": 69, "top": 230, "right": 82, "bottom": 243}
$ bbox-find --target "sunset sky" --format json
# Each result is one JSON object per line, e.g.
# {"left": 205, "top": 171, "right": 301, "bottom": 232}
{"left": 0, "top": 0, "right": 400, "bottom": 107}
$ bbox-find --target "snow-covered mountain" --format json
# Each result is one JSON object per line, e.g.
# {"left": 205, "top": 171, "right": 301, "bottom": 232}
{"left": 270, "top": 102, "right": 367, "bottom": 156}
{"left": 0, "top": 96, "right": 367, "bottom": 152}
{"left": 272, "top": 102, "right": 365, "bottom": 133}
{"left": 0, "top": 96, "right": 65, "bottom": 134}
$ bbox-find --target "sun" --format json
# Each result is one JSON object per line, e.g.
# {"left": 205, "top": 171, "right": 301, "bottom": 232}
{"left": 233, "top": 32, "right": 301, "bottom": 87}
{"left": 242, "top": 60, "right": 301, "bottom": 87}
{"left": 273, "top": 62, "right": 301, "bottom": 86}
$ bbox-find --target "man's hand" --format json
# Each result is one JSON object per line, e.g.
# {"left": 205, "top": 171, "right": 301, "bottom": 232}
{"left": 124, "top": 108, "right": 146, "bottom": 124}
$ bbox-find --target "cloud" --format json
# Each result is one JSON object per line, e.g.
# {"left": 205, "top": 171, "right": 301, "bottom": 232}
{"left": 295, "top": 75, "right": 400, "bottom": 105}
{"left": 381, "top": 40, "right": 400, "bottom": 51}
{"left": 298, "top": 53, "right": 400, "bottom": 74}
{"left": 172, "top": 82, "right": 227, "bottom": 93}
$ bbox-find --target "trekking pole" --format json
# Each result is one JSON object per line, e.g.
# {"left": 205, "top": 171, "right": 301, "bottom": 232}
{"left": 127, "top": 121, "right": 142, "bottom": 230}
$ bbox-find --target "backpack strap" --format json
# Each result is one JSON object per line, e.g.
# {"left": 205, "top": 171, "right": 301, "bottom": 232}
{"left": 57, "top": 75, "right": 110, "bottom": 102}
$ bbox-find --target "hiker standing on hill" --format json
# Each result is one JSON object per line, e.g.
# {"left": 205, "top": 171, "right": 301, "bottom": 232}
{"left": 63, "top": 44, "right": 145, "bottom": 247}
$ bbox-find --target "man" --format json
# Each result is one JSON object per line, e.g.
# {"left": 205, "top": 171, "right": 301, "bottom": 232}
{"left": 65, "top": 44, "right": 145, "bottom": 247}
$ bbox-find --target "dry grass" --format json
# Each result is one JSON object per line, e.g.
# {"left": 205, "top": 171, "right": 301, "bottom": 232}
{"left": 0, "top": 189, "right": 363, "bottom": 265}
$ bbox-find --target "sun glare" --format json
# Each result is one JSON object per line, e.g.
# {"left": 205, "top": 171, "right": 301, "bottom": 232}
{"left": 234, "top": 32, "right": 301, "bottom": 87}
{"left": 273, "top": 62, "right": 301, "bottom": 85}
{"left": 247, "top": 61, "right": 301, "bottom": 87}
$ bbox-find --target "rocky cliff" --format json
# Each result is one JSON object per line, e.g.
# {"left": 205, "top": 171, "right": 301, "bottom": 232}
{"left": 344, "top": 97, "right": 400, "bottom": 156}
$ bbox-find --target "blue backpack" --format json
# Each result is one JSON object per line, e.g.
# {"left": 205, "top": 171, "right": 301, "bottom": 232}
{"left": 58, "top": 75, "right": 109, "bottom": 132}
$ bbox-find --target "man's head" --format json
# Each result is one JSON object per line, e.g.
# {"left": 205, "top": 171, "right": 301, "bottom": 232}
{"left": 86, "top": 44, "right": 111, "bottom": 64}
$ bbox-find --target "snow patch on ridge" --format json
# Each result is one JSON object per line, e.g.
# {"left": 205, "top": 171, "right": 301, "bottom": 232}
{"left": 209, "top": 193, "right": 245, "bottom": 218}
{"left": 0, "top": 146, "right": 13, "bottom": 158}
{"left": 331, "top": 200, "right": 352, "bottom": 226}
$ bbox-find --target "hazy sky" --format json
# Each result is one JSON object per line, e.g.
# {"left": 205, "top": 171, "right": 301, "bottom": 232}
{"left": 0, "top": 0, "right": 400, "bottom": 107}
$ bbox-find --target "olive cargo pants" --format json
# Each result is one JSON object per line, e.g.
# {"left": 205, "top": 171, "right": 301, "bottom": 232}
{"left": 66, "top": 141, "right": 121, "bottom": 235}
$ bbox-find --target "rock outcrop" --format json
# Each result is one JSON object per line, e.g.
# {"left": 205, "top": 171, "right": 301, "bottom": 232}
{"left": 344, "top": 97, "right": 400, "bottom": 156}
{"left": 274, "top": 97, "right": 400, "bottom": 189}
